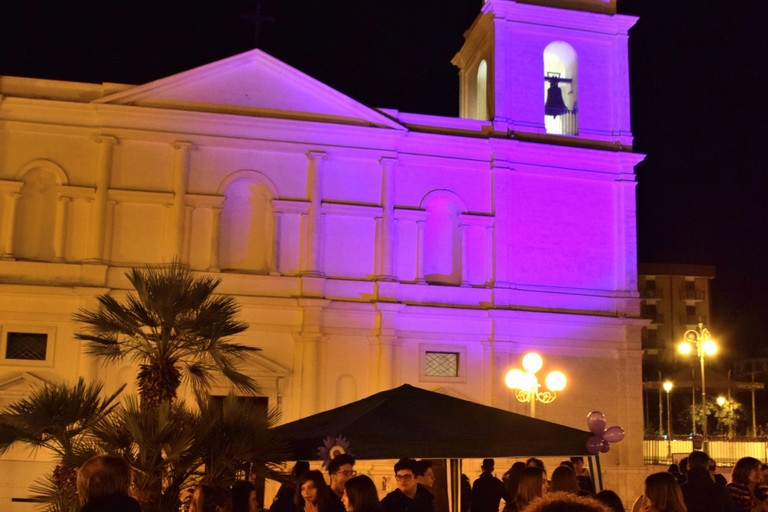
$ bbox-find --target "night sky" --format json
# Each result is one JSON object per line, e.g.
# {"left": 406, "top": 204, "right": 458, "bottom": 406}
{"left": 2, "top": 1, "right": 767, "bottom": 359}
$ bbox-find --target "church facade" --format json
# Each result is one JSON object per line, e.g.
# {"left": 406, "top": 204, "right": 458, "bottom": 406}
{"left": 0, "top": 0, "right": 647, "bottom": 507}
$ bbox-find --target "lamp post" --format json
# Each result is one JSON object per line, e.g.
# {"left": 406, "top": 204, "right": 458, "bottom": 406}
{"left": 504, "top": 352, "right": 566, "bottom": 417}
{"left": 663, "top": 380, "right": 673, "bottom": 458}
{"left": 679, "top": 323, "right": 717, "bottom": 445}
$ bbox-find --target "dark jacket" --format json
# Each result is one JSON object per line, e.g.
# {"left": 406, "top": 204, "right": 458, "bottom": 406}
{"left": 381, "top": 485, "right": 435, "bottom": 512}
{"left": 471, "top": 473, "right": 511, "bottom": 512}
{"left": 80, "top": 494, "right": 142, "bottom": 512}
{"left": 681, "top": 467, "right": 737, "bottom": 512}
{"left": 726, "top": 482, "right": 761, "bottom": 512}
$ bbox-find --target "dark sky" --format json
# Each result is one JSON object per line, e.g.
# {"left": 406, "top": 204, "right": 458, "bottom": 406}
{"left": 2, "top": 1, "right": 767, "bottom": 359}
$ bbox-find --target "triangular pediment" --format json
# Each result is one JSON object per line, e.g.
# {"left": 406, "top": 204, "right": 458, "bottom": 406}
{"left": 95, "top": 49, "right": 404, "bottom": 130}
{"left": 0, "top": 371, "right": 53, "bottom": 408}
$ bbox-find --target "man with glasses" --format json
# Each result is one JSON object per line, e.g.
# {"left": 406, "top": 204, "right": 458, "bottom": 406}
{"left": 328, "top": 454, "right": 357, "bottom": 509}
{"left": 382, "top": 458, "right": 435, "bottom": 512}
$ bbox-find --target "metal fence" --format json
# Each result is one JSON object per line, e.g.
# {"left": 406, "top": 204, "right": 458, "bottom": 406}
{"left": 644, "top": 438, "right": 768, "bottom": 466}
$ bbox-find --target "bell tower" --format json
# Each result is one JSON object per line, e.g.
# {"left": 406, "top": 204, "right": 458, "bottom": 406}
{"left": 452, "top": 0, "right": 636, "bottom": 146}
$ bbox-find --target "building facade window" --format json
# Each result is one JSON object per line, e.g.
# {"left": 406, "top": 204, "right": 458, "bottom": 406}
{"left": 1, "top": 326, "right": 54, "bottom": 365}
{"left": 422, "top": 193, "right": 463, "bottom": 285}
{"left": 425, "top": 351, "right": 459, "bottom": 377}
{"left": 13, "top": 168, "right": 59, "bottom": 261}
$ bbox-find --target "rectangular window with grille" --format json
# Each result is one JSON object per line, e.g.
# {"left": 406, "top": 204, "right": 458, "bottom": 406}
{"left": 5, "top": 332, "right": 48, "bottom": 360}
{"left": 425, "top": 351, "right": 459, "bottom": 377}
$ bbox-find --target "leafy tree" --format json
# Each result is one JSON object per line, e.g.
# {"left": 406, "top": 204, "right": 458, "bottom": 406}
{"left": 74, "top": 261, "right": 260, "bottom": 409}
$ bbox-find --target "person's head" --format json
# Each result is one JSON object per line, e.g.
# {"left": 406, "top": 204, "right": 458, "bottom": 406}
{"left": 293, "top": 461, "right": 311, "bottom": 479}
{"left": 569, "top": 457, "right": 585, "bottom": 473}
{"left": 761, "top": 463, "right": 768, "bottom": 484}
{"left": 549, "top": 465, "right": 579, "bottom": 494}
{"left": 666, "top": 464, "right": 680, "bottom": 475}
{"left": 516, "top": 466, "right": 548, "bottom": 510}
{"left": 231, "top": 480, "right": 258, "bottom": 512}
{"left": 594, "top": 490, "right": 625, "bottom": 512}
{"left": 394, "top": 458, "right": 418, "bottom": 497}
{"left": 482, "top": 459, "right": 495, "bottom": 473}
{"left": 643, "top": 472, "right": 685, "bottom": 512}
{"left": 296, "top": 470, "right": 329, "bottom": 508}
{"left": 527, "top": 458, "right": 546, "bottom": 471}
{"left": 678, "top": 457, "right": 688, "bottom": 474}
{"left": 76, "top": 454, "right": 133, "bottom": 506}
{"left": 328, "top": 454, "right": 357, "bottom": 495}
{"left": 520, "top": 492, "right": 611, "bottom": 512}
{"left": 504, "top": 462, "right": 527, "bottom": 497}
{"left": 414, "top": 460, "right": 435, "bottom": 489}
{"left": 342, "top": 475, "right": 382, "bottom": 512}
{"left": 732, "top": 457, "right": 762, "bottom": 487}
{"left": 189, "top": 484, "right": 232, "bottom": 512}
{"left": 688, "top": 451, "right": 710, "bottom": 471}
{"left": 559, "top": 461, "right": 575, "bottom": 472}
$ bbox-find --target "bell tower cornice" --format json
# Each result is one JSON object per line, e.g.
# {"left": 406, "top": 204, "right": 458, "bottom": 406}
{"left": 495, "top": 0, "right": 616, "bottom": 15}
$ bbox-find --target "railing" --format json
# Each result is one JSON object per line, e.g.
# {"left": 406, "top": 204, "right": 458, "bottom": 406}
{"left": 644, "top": 437, "right": 768, "bottom": 466}
{"left": 680, "top": 289, "right": 706, "bottom": 301}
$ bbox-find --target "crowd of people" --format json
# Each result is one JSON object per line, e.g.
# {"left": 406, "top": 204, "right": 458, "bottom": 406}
{"left": 72, "top": 450, "right": 768, "bottom": 512}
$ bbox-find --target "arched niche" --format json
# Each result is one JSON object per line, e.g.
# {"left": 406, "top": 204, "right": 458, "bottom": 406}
{"left": 217, "top": 170, "right": 277, "bottom": 273}
{"left": 420, "top": 190, "right": 466, "bottom": 286}
{"left": 13, "top": 160, "right": 69, "bottom": 261}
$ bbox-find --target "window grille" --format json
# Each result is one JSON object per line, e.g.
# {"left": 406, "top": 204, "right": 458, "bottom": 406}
{"left": 6, "top": 332, "right": 47, "bottom": 360}
{"left": 425, "top": 351, "right": 459, "bottom": 377}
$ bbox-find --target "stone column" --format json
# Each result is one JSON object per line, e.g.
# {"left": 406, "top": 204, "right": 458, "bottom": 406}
{"left": 302, "top": 151, "right": 326, "bottom": 276}
{"left": 168, "top": 141, "right": 194, "bottom": 261}
{"left": 0, "top": 181, "right": 22, "bottom": 258}
{"left": 459, "top": 221, "right": 470, "bottom": 286}
{"left": 53, "top": 193, "right": 70, "bottom": 261}
{"left": 90, "top": 135, "right": 117, "bottom": 261}
{"left": 295, "top": 299, "right": 330, "bottom": 415}
{"left": 415, "top": 219, "right": 426, "bottom": 283}
{"left": 376, "top": 157, "right": 397, "bottom": 280}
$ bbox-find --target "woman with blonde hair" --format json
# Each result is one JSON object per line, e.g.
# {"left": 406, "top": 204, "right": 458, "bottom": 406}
{"left": 642, "top": 472, "right": 686, "bottom": 512}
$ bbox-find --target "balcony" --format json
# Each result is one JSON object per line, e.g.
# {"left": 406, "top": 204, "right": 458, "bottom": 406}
{"left": 680, "top": 289, "right": 706, "bottom": 301}
{"left": 641, "top": 288, "right": 663, "bottom": 299}
{"left": 680, "top": 315, "right": 707, "bottom": 326}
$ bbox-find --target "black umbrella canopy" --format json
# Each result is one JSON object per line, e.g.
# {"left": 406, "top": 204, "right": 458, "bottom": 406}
{"left": 272, "top": 384, "right": 593, "bottom": 460}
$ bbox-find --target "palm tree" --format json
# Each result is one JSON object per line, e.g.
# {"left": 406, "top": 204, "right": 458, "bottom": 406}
{"left": 73, "top": 261, "right": 260, "bottom": 409}
{"left": 0, "top": 378, "right": 124, "bottom": 512}
{"left": 90, "top": 393, "right": 286, "bottom": 512}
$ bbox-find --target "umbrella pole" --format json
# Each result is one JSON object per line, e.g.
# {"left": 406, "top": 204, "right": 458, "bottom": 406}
{"left": 588, "top": 455, "right": 603, "bottom": 492}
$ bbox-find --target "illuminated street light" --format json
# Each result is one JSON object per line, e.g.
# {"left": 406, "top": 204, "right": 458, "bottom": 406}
{"left": 505, "top": 352, "right": 566, "bottom": 417}
{"left": 663, "top": 380, "right": 673, "bottom": 457}
{"left": 679, "top": 323, "right": 717, "bottom": 444}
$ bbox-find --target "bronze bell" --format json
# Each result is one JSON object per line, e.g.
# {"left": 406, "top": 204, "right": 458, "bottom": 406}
{"left": 544, "top": 75, "right": 572, "bottom": 117}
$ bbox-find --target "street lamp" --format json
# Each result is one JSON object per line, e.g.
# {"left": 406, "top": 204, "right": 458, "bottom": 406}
{"left": 504, "top": 352, "right": 566, "bottom": 417}
{"left": 679, "top": 323, "right": 717, "bottom": 443}
{"left": 663, "top": 380, "right": 673, "bottom": 458}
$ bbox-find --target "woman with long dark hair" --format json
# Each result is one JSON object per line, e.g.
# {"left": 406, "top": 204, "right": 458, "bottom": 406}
{"left": 727, "top": 457, "right": 768, "bottom": 512}
{"left": 295, "top": 471, "right": 334, "bottom": 512}
{"left": 342, "top": 475, "right": 383, "bottom": 512}
{"left": 642, "top": 472, "right": 686, "bottom": 512}
{"left": 549, "top": 466, "right": 580, "bottom": 495}
{"left": 515, "top": 467, "right": 548, "bottom": 511}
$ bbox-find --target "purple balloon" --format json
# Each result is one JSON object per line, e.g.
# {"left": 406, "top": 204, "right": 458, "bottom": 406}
{"left": 586, "top": 436, "right": 605, "bottom": 454}
{"left": 587, "top": 411, "right": 607, "bottom": 436}
{"left": 603, "top": 425, "right": 625, "bottom": 443}
{"left": 600, "top": 441, "right": 611, "bottom": 453}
